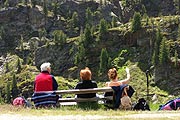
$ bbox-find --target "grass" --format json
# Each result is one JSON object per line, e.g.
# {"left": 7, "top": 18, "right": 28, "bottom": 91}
{"left": 0, "top": 104, "right": 180, "bottom": 120}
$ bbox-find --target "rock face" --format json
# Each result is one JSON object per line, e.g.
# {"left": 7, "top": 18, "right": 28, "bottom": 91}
{"left": 142, "top": 0, "right": 176, "bottom": 17}
{"left": 0, "top": 5, "right": 45, "bottom": 53}
{"left": 154, "top": 66, "right": 180, "bottom": 95}
{"left": 35, "top": 42, "right": 78, "bottom": 77}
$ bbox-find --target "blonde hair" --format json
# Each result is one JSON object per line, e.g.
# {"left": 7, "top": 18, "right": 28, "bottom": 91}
{"left": 80, "top": 67, "right": 92, "bottom": 80}
{"left": 108, "top": 68, "right": 118, "bottom": 80}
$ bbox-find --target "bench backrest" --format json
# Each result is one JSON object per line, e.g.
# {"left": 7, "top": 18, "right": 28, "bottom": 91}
{"left": 34, "top": 87, "right": 113, "bottom": 95}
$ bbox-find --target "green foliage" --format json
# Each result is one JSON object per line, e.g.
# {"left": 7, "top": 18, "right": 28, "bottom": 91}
{"left": 74, "top": 43, "right": 85, "bottom": 65}
{"left": 84, "top": 24, "right": 93, "bottom": 48}
{"left": 111, "top": 16, "right": 117, "bottom": 28}
{"left": 52, "top": 1, "right": 59, "bottom": 19}
{"left": 85, "top": 7, "right": 93, "bottom": 26}
{"left": 0, "top": 26, "right": 5, "bottom": 41}
{"left": 5, "top": 82, "right": 11, "bottom": 103}
{"left": 67, "top": 11, "right": 79, "bottom": 34}
{"left": 159, "top": 37, "right": 169, "bottom": 65}
{"left": 152, "top": 28, "right": 163, "bottom": 66}
{"left": 131, "top": 12, "right": 142, "bottom": 33}
{"left": 17, "top": 58, "right": 21, "bottom": 73}
{"left": 112, "top": 49, "right": 128, "bottom": 68}
{"left": 178, "top": 24, "right": 180, "bottom": 40}
{"left": 0, "top": 92, "right": 3, "bottom": 104}
{"left": 174, "top": 0, "right": 180, "bottom": 14}
{"left": 53, "top": 30, "right": 67, "bottom": 46}
{"left": 38, "top": 28, "right": 47, "bottom": 38}
{"left": 11, "top": 74, "right": 18, "bottom": 99}
{"left": 43, "top": 0, "right": 48, "bottom": 24}
{"left": 5, "top": 62, "right": 9, "bottom": 73}
{"left": 4, "top": 0, "right": 9, "bottom": 7}
{"left": 71, "top": 12, "right": 79, "bottom": 28}
{"left": 98, "top": 19, "right": 108, "bottom": 41}
{"left": 99, "top": 48, "right": 109, "bottom": 73}
{"left": 174, "top": 50, "right": 179, "bottom": 68}
{"left": 31, "top": 0, "right": 37, "bottom": 8}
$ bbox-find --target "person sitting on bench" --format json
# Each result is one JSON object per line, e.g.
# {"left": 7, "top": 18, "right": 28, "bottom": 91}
{"left": 75, "top": 67, "right": 98, "bottom": 98}
{"left": 105, "top": 67, "right": 134, "bottom": 109}
{"left": 32, "top": 62, "right": 59, "bottom": 108}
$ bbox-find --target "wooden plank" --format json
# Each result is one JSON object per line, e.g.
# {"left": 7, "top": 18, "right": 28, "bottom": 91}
{"left": 56, "top": 87, "right": 113, "bottom": 94}
{"left": 60, "top": 102, "right": 77, "bottom": 106}
{"left": 34, "top": 87, "right": 113, "bottom": 95}
{"left": 58, "top": 96, "right": 113, "bottom": 102}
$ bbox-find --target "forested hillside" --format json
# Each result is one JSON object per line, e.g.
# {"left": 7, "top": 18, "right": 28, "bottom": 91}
{"left": 0, "top": 0, "right": 180, "bottom": 104}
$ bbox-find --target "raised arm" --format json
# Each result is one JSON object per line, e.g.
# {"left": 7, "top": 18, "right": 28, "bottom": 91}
{"left": 121, "top": 67, "right": 131, "bottom": 85}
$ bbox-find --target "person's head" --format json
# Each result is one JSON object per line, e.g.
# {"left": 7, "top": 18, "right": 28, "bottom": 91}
{"left": 40, "top": 62, "right": 51, "bottom": 73}
{"left": 108, "top": 68, "right": 118, "bottom": 80}
{"left": 80, "top": 67, "right": 92, "bottom": 80}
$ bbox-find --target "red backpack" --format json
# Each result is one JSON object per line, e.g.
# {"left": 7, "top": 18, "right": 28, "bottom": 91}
{"left": 13, "top": 97, "right": 25, "bottom": 106}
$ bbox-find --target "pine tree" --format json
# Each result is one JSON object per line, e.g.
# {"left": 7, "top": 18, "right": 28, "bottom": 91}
{"left": 52, "top": 1, "right": 58, "bottom": 19}
{"left": 111, "top": 16, "right": 117, "bottom": 28}
{"left": 84, "top": 24, "right": 92, "bottom": 48}
{"left": 131, "top": 12, "right": 142, "bottom": 33}
{"left": 98, "top": 19, "right": 108, "bottom": 41}
{"left": 17, "top": 58, "right": 21, "bottom": 73}
{"left": 99, "top": 48, "right": 109, "bottom": 73}
{"left": 72, "top": 12, "right": 79, "bottom": 28}
{"left": 4, "top": 0, "right": 9, "bottom": 7}
{"left": 0, "top": 92, "right": 3, "bottom": 104}
{"left": 174, "top": 50, "right": 179, "bottom": 68}
{"left": 39, "top": 28, "right": 47, "bottom": 39}
{"left": 5, "top": 82, "right": 11, "bottom": 103}
{"left": 159, "top": 37, "right": 169, "bottom": 65}
{"left": 11, "top": 74, "right": 18, "bottom": 99}
{"left": 152, "top": 28, "right": 163, "bottom": 66}
{"left": 74, "top": 33, "right": 85, "bottom": 65}
{"left": 0, "top": 26, "right": 5, "bottom": 41}
{"left": 31, "top": 0, "right": 37, "bottom": 8}
{"left": 43, "top": 0, "right": 48, "bottom": 25}
{"left": 53, "top": 30, "right": 67, "bottom": 46}
{"left": 85, "top": 8, "right": 93, "bottom": 26}
{"left": 178, "top": 24, "right": 180, "bottom": 40}
{"left": 5, "top": 62, "right": 9, "bottom": 73}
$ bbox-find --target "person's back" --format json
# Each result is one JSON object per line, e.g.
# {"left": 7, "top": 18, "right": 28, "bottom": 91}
{"left": 75, "top": 67, "right": 97, "bottom": 98}
{"left": 105, "top": 67, "right": 132, "bottom": 109}
{"left": 75, "top": 80, "right": 97, "bottom": 98}
{"left": 32, "top": 62, "right": 58, "bottom": 108}
{"left": 35, "top": 71, "right": 53, "bottom": 92}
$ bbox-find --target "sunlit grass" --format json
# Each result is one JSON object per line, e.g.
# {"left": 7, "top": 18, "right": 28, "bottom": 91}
{"left": 1, "top": 104, "right": 180, "bottom": 120}
{"left": 0, "top": 104, "right": 139, "bottom": 116}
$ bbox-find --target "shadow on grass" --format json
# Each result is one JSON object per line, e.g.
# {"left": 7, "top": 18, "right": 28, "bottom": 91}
{"left": 77, "top": 102, "right": 101, "bottom": 110}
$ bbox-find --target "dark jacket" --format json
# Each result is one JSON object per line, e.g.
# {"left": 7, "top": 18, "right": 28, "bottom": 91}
{"left": 34, "top": 71, "right": 58, "bottom": 92}
{"left": 75, "top": 80, "right": 97, "bottom": 98}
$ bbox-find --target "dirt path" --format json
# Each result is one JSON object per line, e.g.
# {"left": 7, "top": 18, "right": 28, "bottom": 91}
{"left": 0, "top": 113, "right": 180, "bottom": 120}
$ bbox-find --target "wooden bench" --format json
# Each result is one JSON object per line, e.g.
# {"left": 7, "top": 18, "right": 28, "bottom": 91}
{"left": 33, "top": 87, "right": 114, "bottom": 106}
{"left": 58, "top": 87, "right": 114, "bottom": 105}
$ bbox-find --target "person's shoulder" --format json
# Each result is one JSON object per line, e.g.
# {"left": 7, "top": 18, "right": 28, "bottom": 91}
{"left": 75, "top": 82, "right": 83, "bottom": 89}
